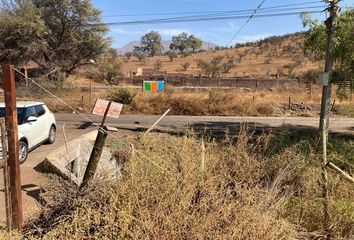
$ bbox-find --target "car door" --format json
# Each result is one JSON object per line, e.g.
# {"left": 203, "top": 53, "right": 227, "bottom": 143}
{"left": 20, "top": 106, "right": 43, "bottom": 148}
{"left": 33, "top": 105, "right": 48, "bottom": 142}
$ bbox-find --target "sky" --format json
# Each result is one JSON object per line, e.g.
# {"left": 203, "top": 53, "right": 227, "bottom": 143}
{"left": 91, "top": 0, "right": 353, "bottom": 49}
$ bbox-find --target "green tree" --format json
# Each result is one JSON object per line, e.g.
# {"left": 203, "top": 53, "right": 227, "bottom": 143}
{"left": 140, "top": 31, "right": 163, "bottom": 57}
{"left": 133, "top": 46, "right": 146, "bottom": 63}
{"left": 170, "top": 32, "right": 190, "bottom": 53}
{"left": 97, "top": 53, "right": 123, "bottom": 85}
{"left": 0, "top": 0, "right": 110, "bottom": 81}
{"left": 188, "top": 35, "right": 202, "bottom": 53}
{"left": 166, "top": 50, "right": 177, "bottom": 62}
{"left": 301, "top": 8, "right": 354, "bottom": 82}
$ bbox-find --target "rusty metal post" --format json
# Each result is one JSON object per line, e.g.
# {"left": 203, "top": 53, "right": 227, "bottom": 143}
{"left": 2, "top": 64, "right": 23, "bottom": 230}
{"left": 80, "top": 102, "right": 111, "bottom": 190}
{"left": 100, "top": 101, "right": 112, "bottom": 127}
{"left": 1, "top": 119, "right": 11, "bottom": 228}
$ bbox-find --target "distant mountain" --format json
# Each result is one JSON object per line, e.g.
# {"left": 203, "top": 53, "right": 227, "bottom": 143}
{"left": 117, "top": 40, "right": 219, "bottom": 55}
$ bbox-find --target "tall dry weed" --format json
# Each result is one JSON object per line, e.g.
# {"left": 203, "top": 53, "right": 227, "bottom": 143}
{"left": 3, "top": 131, "right": 354, "bottom": 239}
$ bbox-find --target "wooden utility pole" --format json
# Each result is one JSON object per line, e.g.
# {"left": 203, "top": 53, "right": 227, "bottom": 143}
{"left": 2, "top": 65, "right": 23, "bottom": 230}
{"left": 318, "top": 1, "right": 339, "bottom": 239}
{"left": 1, "top": 119, "right": 11, "bottom": 228}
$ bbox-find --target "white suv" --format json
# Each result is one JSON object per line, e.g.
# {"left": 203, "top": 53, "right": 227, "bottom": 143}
{"left": 0, "top": 101, "right": 56, "bottom": 164}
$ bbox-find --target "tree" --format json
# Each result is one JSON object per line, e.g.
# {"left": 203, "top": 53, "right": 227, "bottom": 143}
{"left": 166, "top": 50, "right": 177, "bottom": 62}
{"left": 301, "top": 8, "right": 354, "bottom": 83}
{"left": 133, "top": 46, "right": 146, "bottom": 63}
{"left": 222, "top": 58, "right": 236, "bottom": 73}
{"left": 97, "top": 53, "right": 123, "bottom": 85}
{"left": 196, "top": 56, "right": 224, "bottom": 78}
{"left": 170, "top": 32, "right": 190, "bottom": 53}
{"left": 124, "top": 52, "right": 133, "bottom": 63}
{"left": 0, "top": 0, "right": 110, "bottom": 81}
{"left": 140, "top": 31, "right": 163, "bottom": 57}
{"left": 188, "top": 35, "right": 202, "bottom": 53}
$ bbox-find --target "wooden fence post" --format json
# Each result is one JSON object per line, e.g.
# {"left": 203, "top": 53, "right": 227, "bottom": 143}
{"left": 2, "top": 64, "right": 23, "bottom": 230}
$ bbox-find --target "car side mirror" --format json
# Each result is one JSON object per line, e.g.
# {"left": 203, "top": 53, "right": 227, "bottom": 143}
{"left": 27, "top": 116, "right": 38, "bottom": 122}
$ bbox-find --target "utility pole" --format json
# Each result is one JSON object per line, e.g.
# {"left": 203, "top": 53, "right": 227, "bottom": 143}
{"left": 318, "top": 1, "right": 339, "bottom": 239}
{"left": 2, "top": 65, "right": 23, "bottom": 230}
{"left": 319, "top": 0, "right": 339, "bottom": 132}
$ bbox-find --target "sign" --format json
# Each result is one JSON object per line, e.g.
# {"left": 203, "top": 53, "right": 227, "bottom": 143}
{"left": 316, "top": 72, "right": 330, "bottom": 86}
{"left": 143, "top": 81, "right": 165, "bottom": 92}
{"left": 92, "top": 99, "right": 123, "bottom": 118}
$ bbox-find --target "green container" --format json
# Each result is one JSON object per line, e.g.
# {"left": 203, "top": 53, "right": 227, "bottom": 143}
{"left": 144, "top": 81, "right": 151, "bottom": 91}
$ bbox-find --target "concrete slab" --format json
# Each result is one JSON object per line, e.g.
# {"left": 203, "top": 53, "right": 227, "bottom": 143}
{"left": 43, "top": 130, "right": 120, "bottom": 186}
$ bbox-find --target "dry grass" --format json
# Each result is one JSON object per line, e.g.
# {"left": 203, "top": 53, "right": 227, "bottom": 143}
{"left": 119, "top": 34, "right": 321, "bottom": 78}
{"left": 16, "top": 76, "right": 354, "bottom": 117}
{"left": 1, "top": 130, "right": 354, "bottom": 239}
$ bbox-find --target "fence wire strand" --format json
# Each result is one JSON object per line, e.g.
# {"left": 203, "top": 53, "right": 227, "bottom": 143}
{"left": 13, "top": 67, "right": 131, "bottom": 148}
{"left": 12, "top": 67, "right": 172, "bottom": 174}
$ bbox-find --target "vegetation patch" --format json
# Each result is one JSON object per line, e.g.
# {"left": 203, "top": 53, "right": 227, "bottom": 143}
{"left": 1, "top": 131, "right": 354, "bottom": 239}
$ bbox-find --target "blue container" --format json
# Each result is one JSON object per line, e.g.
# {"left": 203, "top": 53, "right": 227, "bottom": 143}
{"left": 157, "top": 81, "right": 165, "bottom": 92}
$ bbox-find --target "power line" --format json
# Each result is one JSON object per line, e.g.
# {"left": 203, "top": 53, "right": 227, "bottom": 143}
{"left": 96, "top": 10, "right": 323, "bottom": 26}
{"left": 225, "top": 0, "right": 267, "bottom": 47}
{"left": 103, "top": 1, "right": 323, "bottom": 18}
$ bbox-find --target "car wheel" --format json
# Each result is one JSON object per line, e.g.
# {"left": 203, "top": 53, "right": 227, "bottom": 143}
{"left": 47, "top": 126, "right": 56, "bottom": 144}
{"left": 19, "top": 141, "right": 28, "bottom": 164}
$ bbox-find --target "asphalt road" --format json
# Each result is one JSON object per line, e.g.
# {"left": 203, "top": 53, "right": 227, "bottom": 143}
{"left": 55, "top": 114, "right": 354, "bottom": 134}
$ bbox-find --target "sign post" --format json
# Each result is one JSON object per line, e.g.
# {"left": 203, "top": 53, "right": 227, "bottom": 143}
{"left": 80, "top": 99, "right": 123, "bottom": 189}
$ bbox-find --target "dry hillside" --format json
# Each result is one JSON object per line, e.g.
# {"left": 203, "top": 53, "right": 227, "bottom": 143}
{"left": 119, "top": 32, "right": 322, "bottom": 79}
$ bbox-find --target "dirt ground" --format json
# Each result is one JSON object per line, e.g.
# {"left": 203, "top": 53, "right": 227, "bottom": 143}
{"left": 0, "top": 124, "right": 137, "bottom": 228}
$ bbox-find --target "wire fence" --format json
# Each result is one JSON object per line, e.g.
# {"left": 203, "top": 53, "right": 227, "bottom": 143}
{"left": 13, "top": 67, "right": 133, "bottom": 150}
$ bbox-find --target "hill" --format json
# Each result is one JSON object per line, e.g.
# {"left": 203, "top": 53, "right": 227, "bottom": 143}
{"left": 117, "top": 40, "right": 219, "bottom": 55}
{"left": 119, "top": 32, "right": 322, "bottom": 79}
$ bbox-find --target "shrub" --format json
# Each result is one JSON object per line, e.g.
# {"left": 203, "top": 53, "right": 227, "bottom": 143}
{"left": 163, "top": 84, "right": 175, "bottom": 96}
{"left": 154, "top": 59, "right": 163, "bottom": 71}
{"left": 222, "top": 58, "right": 236, "bottom": 73}
{"left": 181, "top": 62, "right": 190, "bottom": 71}
{"left": 166, "top": 50, "right": 177, "bottom": 62}
{"left": 93, "top": 51, "right": 124, "bottom": 84}
{"left": 109, "top": 88, "right": 137, "bottom": 104}
{"left": 264, "top": 58, "right": 271, "bottom": 64}
{"left": 196, "top": 56, "right": 224, "bottom": 78}
{"left": 123, "top": 52, "right": 133, "bottom": 63}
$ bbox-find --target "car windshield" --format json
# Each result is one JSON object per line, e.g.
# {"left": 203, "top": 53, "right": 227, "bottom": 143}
{"left": 0, "top": 107, "right": 25, "bottom": 125}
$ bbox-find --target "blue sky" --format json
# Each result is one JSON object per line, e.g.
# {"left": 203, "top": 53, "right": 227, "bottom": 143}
{"left": 91, "top": 0, "right": 353, "bottom": 48}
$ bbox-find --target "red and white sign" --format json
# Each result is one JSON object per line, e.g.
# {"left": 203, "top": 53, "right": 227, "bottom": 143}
{"left": 92, "top": 99, "right": 123, "bottom": 119}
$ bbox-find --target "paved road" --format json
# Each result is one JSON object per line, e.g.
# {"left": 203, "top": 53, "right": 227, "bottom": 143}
{"left": 55, "top": 114, "right": 354, "bottom": 134}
